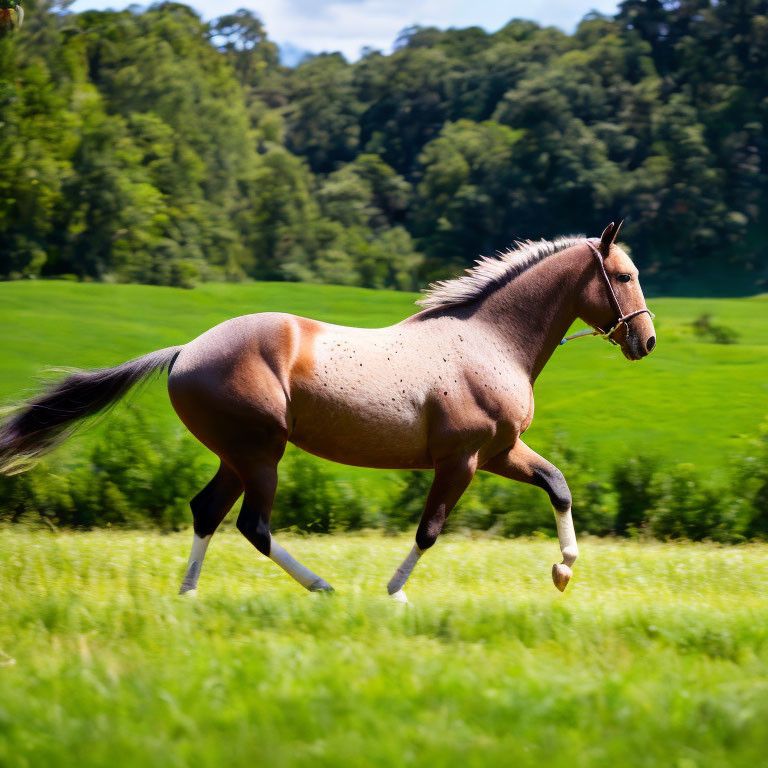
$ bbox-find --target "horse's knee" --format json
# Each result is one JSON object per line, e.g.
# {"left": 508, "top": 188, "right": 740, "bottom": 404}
{"left": 533, "top": 465, "right": 571, "bottom": 512}
{"left": 236, "top": 504, "right": 272, "bottom": 556}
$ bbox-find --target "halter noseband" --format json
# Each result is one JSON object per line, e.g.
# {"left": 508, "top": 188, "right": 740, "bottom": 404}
{"left": 560, "top": 238, "right": 654, "bottom": 346}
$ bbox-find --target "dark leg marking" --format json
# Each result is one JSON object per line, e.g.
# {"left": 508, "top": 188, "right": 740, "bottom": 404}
{"left": 483, "top": 441, "right": 572, "bottom": 513}
{"left": 415, "top": 457, "right": 476, "bottom": 550}
{"left": 235, "top": 462, "right": 280, "bottom": 558}
{"left": 482, "top": 440, "right": 577, "bottom": 591}
{"left": 237, "top": 498, "right": 273, "bottom": 557}
{"left": 190, "top": 462, "right": 243, "bottom": 538}
{"left": 387, "top": 455, "right": 476, "bottom": 599}
{"left": 531, "top": 464, "right": 572, "bottom": 513}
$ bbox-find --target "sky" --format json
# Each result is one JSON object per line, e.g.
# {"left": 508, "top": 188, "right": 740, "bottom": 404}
{"left": 68, "top": 0, "right": 621, "bottom": 62}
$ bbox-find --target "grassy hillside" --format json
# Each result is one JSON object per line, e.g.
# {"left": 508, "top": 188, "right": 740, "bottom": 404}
{"left": 1, "top": 280, "right": 766, "bottom": 484}
{"left": 1, "top": 530, "right": 768, "bottom": 767}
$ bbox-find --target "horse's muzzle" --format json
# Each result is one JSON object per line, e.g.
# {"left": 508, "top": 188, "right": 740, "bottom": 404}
{"left": 623, "top": 330, "right": 656, "bottom": 360}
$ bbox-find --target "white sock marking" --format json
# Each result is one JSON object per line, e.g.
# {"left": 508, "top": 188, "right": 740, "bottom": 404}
{"left": 270, "top": 540, "right": 332, "bottom": 591}
{"left": 179, "top": 533, "right": 211, "bottom": 594}
{"left": 387, "top": 543, "right": 423, "bottom": 595}
{"left": 554, "top": 507, "right": 578, "bottom": 566}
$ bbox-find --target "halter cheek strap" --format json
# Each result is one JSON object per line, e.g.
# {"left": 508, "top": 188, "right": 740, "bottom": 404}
{"left": 560, "top": 238, "right": 654, "bottom": 346}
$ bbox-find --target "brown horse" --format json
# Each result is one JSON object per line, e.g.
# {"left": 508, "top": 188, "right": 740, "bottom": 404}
{"left": 0, "top": 222, "right": 655, "bottom": 601}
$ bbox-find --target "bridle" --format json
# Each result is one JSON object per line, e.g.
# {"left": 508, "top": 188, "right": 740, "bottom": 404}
{"left": 560, "top": 238, "right": 654, "bottom": 346}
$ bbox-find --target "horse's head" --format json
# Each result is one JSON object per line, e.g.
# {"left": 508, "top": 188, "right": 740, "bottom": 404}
{"left": 578, "top": 222, "right": 656, "bottom": 361}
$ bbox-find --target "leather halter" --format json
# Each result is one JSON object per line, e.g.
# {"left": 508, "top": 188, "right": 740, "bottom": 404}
{"left": 560, "top": 238, "right": 654, "bottom": 346}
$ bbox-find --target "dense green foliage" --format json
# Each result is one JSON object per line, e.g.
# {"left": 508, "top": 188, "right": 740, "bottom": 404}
{"left": 1, "top": 1, "right": 767, "bottom": 293}
{"left": 1, "top": 280, "right": 766, "bottom": 539}
{"left": 3, "top": 530, "right": 768, "bottom": 766}
{"left": 3, "top": 409, "right": 767, "bottom": 542}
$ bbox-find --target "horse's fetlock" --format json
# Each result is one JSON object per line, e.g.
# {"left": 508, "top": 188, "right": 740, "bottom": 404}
{"left": 561, "top": 545, "right": 578, "bottom": 567}
{"left": 254, "top": 519, "right": 272, "bottom": 556}
{"left": 415, "top": 526, "right": 439, "bottom": 550}
{"left": 192, "top": 515, "right": 219, "bottom": 539}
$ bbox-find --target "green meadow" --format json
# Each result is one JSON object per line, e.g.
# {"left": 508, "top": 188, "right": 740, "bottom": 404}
{"left": 1, "top": 280, "right": 767, "bottom": 481}
{"left": 2, "top": 530, "right": 768, "bottom": 767}
{"left": 2, "top": 282, "right": 768, "bottom": 766}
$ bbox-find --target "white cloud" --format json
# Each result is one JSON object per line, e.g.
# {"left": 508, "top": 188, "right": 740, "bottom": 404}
{"left": 69, "top": 0, "right": 620, "bottom": 61}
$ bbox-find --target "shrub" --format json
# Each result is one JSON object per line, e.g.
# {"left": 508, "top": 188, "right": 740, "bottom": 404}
{"left": 0, "top": 408, "right": 209, "bottom": 530}
{"left": 647, "top": 464, "right": 743, "bottom": 542}
{"left": 734, "top": 422, "right": 768, "bottom": 539}
{"left": 613, "top": 457, "right": 658, "bottom": 535}
{"left": 691, "top": 314, "right": 739, "bottom": 344}
{"left": 482, "top": 478, "right": 554, "bottom": 538}
{"left": 2, "top": 408, "right": 768, "bottom": 545}
{"left": 384, "top": 470, "right": 432, "bottom": 533}
{"left": 273, "top": 448, "right": 370, "bottom": 533}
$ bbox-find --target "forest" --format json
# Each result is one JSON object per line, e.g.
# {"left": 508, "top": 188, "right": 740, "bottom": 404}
{"left": 1, "top": 0, "right": 766, "bottom": 294}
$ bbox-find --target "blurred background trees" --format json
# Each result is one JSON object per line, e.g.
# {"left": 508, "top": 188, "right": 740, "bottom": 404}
{"left": 0, "top": 0, "right": 766, "bottom": 293}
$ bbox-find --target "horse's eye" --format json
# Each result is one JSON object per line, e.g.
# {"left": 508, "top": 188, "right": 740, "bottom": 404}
{"left": 617, "top": 273, "right": 632, "bottom": 283}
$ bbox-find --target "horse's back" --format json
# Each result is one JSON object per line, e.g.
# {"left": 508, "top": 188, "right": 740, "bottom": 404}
{"left": 166, "top": 310, "right": 527, "bottom": 470}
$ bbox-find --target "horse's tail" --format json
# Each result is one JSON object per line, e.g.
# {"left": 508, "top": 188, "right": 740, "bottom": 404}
{"left": 0, "top": 346, "right": 183, "bottom": 475}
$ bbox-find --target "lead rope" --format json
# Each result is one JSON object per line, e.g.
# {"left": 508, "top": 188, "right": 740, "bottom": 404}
{"left": 559, "top": 328, "right": 599, "bottom": 345}
{"left": 560, "top": 239, "right": 654, "bottom": 346}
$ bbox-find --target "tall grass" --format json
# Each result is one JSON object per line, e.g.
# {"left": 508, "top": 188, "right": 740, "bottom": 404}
{"left": 1, "top": 530, "right": 768, "bottom": 766}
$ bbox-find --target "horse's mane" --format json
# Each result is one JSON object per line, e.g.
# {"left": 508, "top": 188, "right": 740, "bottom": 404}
{"left": 416, "top": 236, "right": 584, "bottom": 310}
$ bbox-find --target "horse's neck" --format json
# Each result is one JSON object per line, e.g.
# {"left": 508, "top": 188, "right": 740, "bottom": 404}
{"left": 478, "top": 245, "right": 588, "bottom": 382}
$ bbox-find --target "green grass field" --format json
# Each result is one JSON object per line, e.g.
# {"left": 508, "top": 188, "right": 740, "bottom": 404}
{"left": 2, "top": 529, "right": 768, "bottom": 767}
{"left": 2, "top": 282, "right": 768, "bottom": 765}
{"left": 1, "top": 280, "right": 767, "bottom": 484}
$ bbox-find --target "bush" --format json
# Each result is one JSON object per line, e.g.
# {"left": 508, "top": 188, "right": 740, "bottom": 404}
{"left": 734, "top": 422, "right": 768, "bottom": 539}
{"left": 383, "top": 470, "right": 433, "bottom": 533}
{"left": 472, "top": 474, "right": 554, "bottom": 537}
{"left": 691, "top": 314, "right": 739, "bottom": 344}
{"left": 3, "top": 408, "right": 768, "bottom": 545}
{"left": 0, "top": 408, "right": 209, "bottom": 530}
{"left": 647, "top": 464, "right": 743, "bottom": 542}
{"left": 273, "top": 448, "right": 370, "bottom": 533}
{"left": 613, "top": 457, "right": 658, "bottom": 535}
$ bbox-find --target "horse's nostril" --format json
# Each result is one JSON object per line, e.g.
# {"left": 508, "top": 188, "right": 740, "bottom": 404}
{"left": 646, "top": 335, "right": 656, "bottom": 352}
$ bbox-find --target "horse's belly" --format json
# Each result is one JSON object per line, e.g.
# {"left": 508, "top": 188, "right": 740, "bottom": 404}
{"left": 288, "top": 389, "right": 431, "bottom": 469}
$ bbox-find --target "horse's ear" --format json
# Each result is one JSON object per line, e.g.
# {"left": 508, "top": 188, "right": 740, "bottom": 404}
{"left": 600, "top": 220, "right": 623, "bottom": 256}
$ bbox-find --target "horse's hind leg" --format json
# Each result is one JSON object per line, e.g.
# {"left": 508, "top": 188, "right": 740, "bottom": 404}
{"left": 234, "top": 441, "right": 334, "bottom": 593}
{"left": 483, "top": 439, "right": 577, "bottom": 591}
{"left": 180, "top": 462, "right": 243, "bottom": 595}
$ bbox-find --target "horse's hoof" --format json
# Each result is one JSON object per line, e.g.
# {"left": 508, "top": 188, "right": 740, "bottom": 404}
{"left": 308, "top": 578, "right": 334, "bottom": 593}
{"left": 552, "top": 564, "right": 573, "bottom": 592}
{"left": 179, "top": 587, "right": 198, "bottom": 598}
{"left": 390, "top": 589, "right": 408, "bottom": 604}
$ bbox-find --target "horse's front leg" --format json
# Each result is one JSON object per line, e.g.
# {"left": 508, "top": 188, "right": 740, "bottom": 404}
{"left": 386, "top": 454, "right": 477, "bottom": 603}
{"left": 483, "top": 439, "right": 577, "bottom": 591}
